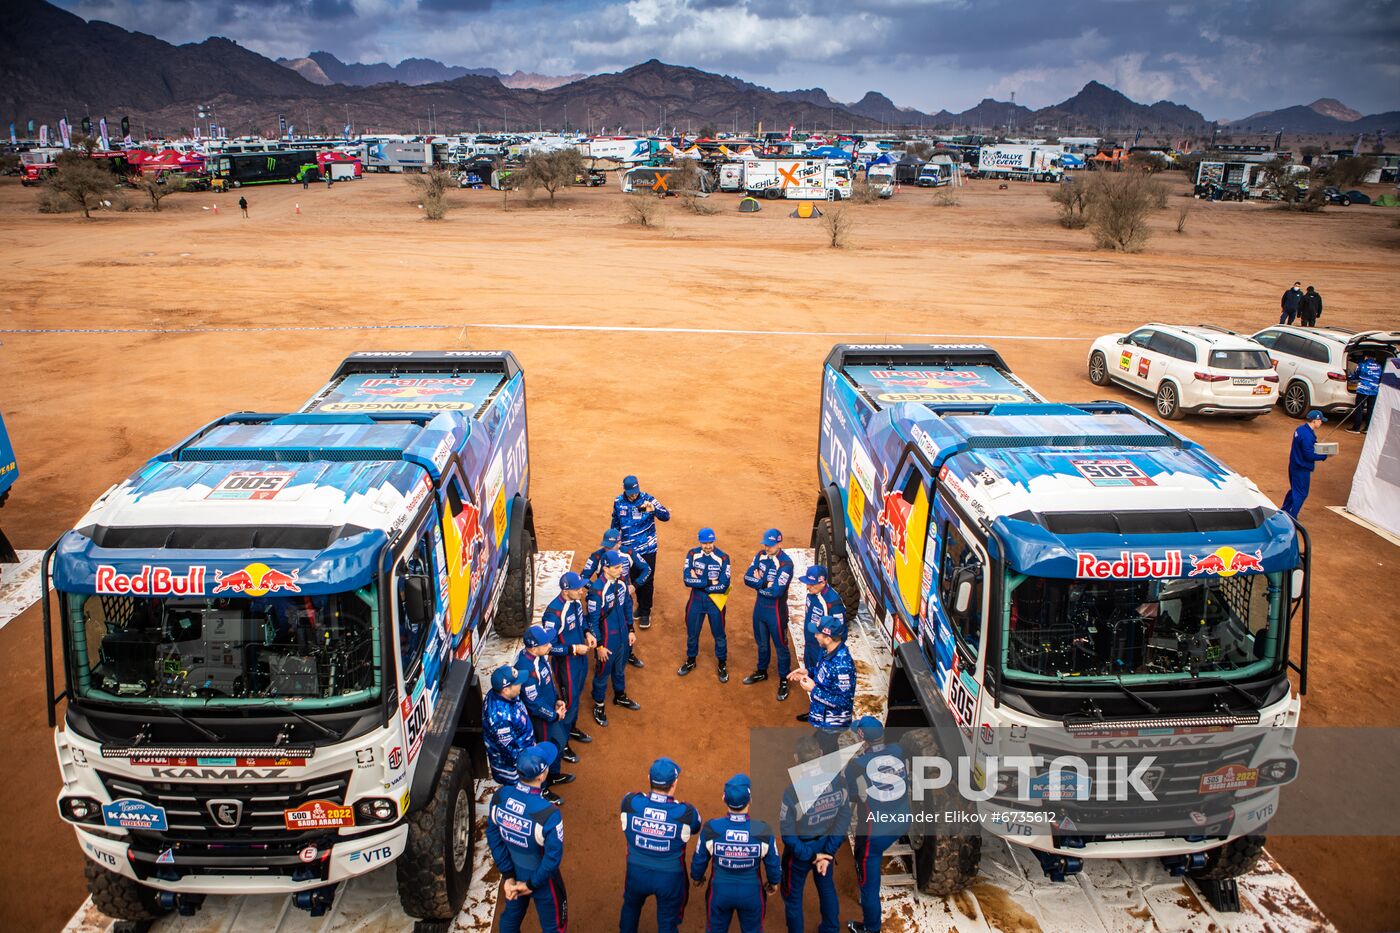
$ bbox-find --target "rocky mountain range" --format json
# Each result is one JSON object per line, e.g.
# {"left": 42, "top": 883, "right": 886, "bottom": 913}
{"left": 1227, "top": 98, "right": 1398, "bottom": 135}
{"left": 275, "top": 52, "right": 582, "bottom": 91}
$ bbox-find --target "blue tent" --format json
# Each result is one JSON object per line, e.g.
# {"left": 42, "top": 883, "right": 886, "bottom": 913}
{"left": 806, "top": 146, "right": 853, "bottom": 160}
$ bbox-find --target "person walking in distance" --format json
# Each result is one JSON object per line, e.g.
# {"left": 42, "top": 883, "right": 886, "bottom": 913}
{"left": 515, "top": 625, "right": 576, "bottom": 794}
{"left": 612, "top": 475, "right": 670, "bottom": 629}
{"left": 843, "top": 717, "right": 911, "bottom": 933}
{"left": 1281, "top": 410, "right": 1329, "bottom": 519}
{"left": 589, "top": 551, "right": 641, "bottom": 726}
{"left": 743, "top": 528, "right": 795, "bottom": 701}
{"left": 619, "top": 758, "right": 703, "bottom": 933}
{"left": 791, "top": 616, "right": 856, "bottom": 754}
{"left": 238, "top": 195, "right": 248, "bottom": 218}
{"left": 1348, "top": 354, "right": 1382, "bottom": 434}
{"left": 690, "top": 775, "right": 781, "bottom": 933}
{"left": 1279, "top": 281, "right": 1303, "bottom": 325}
{"left": 485, "top": 743, "right": 569, "bottom": 933}
{"left": 678, "top": 528, "right": 731, "bottom": 682}
{"left": 780, "top": 735, "right": 850, "bottom": 933}
{"left": 544, "top": 571, "right": 594, "bottom": 756}
{"left": 1298, "top": 285, "right": 1323, "bottom": 327}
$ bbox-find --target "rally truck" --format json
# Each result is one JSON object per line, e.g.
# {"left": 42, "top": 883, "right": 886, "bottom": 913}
{"left": 43, "top": 351, "right": 538, "bottom": 927}
{"left": 0, "top": 408, "right": 18, "bottom": 562}
{"left": 811, "top": 344, "right": 1309, "bottom": 909}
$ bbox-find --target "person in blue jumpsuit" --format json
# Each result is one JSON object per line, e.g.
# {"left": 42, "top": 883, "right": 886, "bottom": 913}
{"left": 1348, "top": 355, "right": 1383, "bottom": 434}
{"left": 515, "top": 624, "right": 575, "bottom": 791}
{"left": 612, "top": 475, "right": 670, "bottom": 628}
{"left": 843, "top": 717, "right": 910, "bottom": 933}
{"left": 743, "top": 528, "right": 795, "bottom": 700}
{"left": 690, "top": 774, "right": 781, "bottom": 933}
{"left": 1281, "top": 410, "right": 1329, "bottom": 519}
{"left": 798, "top": 565, "right": 846, "bottom": 689}
{"left": 484, "top": 665, "right": 550, "bottom": 796}
{"left": 544, "top": 571, "right": 594, "bottom": 756}
{"left": 780, "top": 735, "right": 851, "bottom": 933}
{"left": 486, "top": 743, "right": 569, "bottom": 933}
{"left": 583, "top": 529, "right": 649, "bottom": 668}
{"left": 792, "top": 616, "right": 856, "bottom": 754}
{"left": 589, "top": 550, "right": 640, "bottom": 727}
{"left": 619, "top": 757, "right": 703, "bottom": 933}
{"left": 678, "top": 527, "right": 731, "bottom": 682}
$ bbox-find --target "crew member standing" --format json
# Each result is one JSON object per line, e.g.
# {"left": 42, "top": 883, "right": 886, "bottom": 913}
{"left": 589, "top": 551, "right": 641, "bottom": 727}
{"left": 791, "top": 616, "right": 856, "bottom": 753}
{"left": 612, "top": 475, "right": 670, "bottom": 629}
{"left": 743, "top": 528, "right": 795, "bottom": 700}
{"left": 619, "top": 757, "right": 703, "bottom": 933}
{"left": 515, "top": 625, "right": 575, "bottom": 791}
{"left": 798, "top": 566, "right": 846, "bottom": 692}
{"left": 484, "top": 665, "right": 550, "bottom": 797}
{"left": 544, "top": 571, "right": 595, "bottom": 755}
{"left": 690, "top": 775, "right": 781, "bottom": 933}
{"left": 678, "top": 528, "right": 731, "bottom": 681}
{"left": 1298, "top": 285, "right": 1323, "bottom": 327}
{"left": 1348, "top": 355, "right": 1382, "bottom": 434}
{"left": 1279, "top": 281, "right": 1303, "bottom": 325}
{"left": 486, "top": 743, "right": 568, "bottom": 933}
{"left": 780, "top": 735, "right": 850, "bottom": 933}
{"left": 583, "top": 529, "right": 649, "bottom": 669}
{"left": 238, "top": 195, "right": 248, "bottom": 218}
{"left": 1281, "top": 409, "right": 1329, "bottom": 519}
{"left": 843, "top": 717, "right": 910, "bottom": 933}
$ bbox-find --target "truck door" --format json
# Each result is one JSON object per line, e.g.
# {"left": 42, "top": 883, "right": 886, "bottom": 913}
{"left": 440, "top": 474, "right": 481, "bottom": 651}
{"left": 394, "top": 512, "right": 449, "bottom": 763}
{"left": 879, "top": 453, "right": 933, "bottom": 639}
{"left": 934, "top": 517, "right": 988, "bottom": 743}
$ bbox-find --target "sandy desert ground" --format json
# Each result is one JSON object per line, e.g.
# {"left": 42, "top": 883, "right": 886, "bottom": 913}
{"left": 0, "top": 171, "right": 1397, "bottom": 931}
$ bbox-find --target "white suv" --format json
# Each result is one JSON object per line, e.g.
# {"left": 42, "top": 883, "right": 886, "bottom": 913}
{"left": 1087, "top": 324, "right": 1278, "bottom": 420}
{"left": 1250, "top": 326, "right": 1400, "bottom": 418}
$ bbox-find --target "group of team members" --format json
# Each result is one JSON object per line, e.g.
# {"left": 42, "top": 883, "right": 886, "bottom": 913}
{"left": 484, "top": 475, "right": 895, "bottom": 931}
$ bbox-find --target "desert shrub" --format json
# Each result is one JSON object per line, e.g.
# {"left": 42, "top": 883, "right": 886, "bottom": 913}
{"left": 623, "top": 193, "right": 662, "bottom": 227}
{"left": 133, "top": 173, "right": 186, "bottom": 211}
{"left": 36, "top": 186, "right": 77, "bottom": 213}
{"left": 1087, "top": 171, "right": 1159, "bottom": 252}
{"left": 1324, "top": 156, "right": 1376, "bottom": 188}
{"left": 48, "top": 151, "right": 114, "bottom": 218}
{"left": 822, "top": 206, "right": 854, "bottom": 248}
{"left": 1175, "top": 204, "right": 1190, "bottom": 233}
{"left": 407, "top": 167, "right": 453, "bottom": 220}
{"left": 1048, "top": 180, "right": 1092, "bottom": 228}
{"left": 676, "top": 194, "right": 717, "bottom": 215}
{"left": 515, "top": 149, "right": 586, "bottom": 204}
{"left": 931, "top": 191, "right": 960, "bottom": 207}
{"left": 849, "top": 176, "right": 879, "bottom": 204}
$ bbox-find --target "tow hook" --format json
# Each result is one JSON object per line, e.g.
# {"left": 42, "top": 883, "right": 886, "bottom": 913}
{"left": 156, "top": 892, "right": 206, "bottom": 916}
{"left": 1033, "top": 849, "right": 1084, "bottom": 882}
{"left": 293, "top": 884, "right": 339, "bottom": 917}
{"left": 1160, "top": 852, "right": 1208, "bottom": 876}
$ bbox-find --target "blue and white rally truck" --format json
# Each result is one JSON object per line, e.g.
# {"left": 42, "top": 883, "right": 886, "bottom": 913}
{"left": 0, "top": 408, "right": 18, "bottom": 562}
{"left": 810, "top": 344, "right": 1309, "bottom": 907}
{"left": 44, "top": 351, "right": 537, "bottom": 925}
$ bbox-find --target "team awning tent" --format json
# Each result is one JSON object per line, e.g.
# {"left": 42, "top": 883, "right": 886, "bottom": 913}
{"left": 738, "top": 197, "right": 761, "bottom": 212}
{"left": 1344, "top": 359, "right": 1400, "bottom": 538}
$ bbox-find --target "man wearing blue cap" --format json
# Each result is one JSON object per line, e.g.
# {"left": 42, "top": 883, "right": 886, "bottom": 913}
{"left": 678, "top": 527, "right": 731, "bottom": 681}
{"left": 486, "top": 742, "right": 568, "bottom": 933}
{"left": 1282, "top": 410, "right": 1329, "bottom": 519}
{"left": 619, "top": 757, "right": 703, "bottom": 933}
{"left": 612, "top": 475, "right": 670, "bottom": 628}
{"left": 545, "top": 571, "right": 595, "bottom": 753}
{"left": 589, "top": 550, "right": 641, "bottom": 727}
{"left": 792, "top": 616, "right": 856, "bottom": 753}
{"left": 583, "top": 529, "right": 649, "bottom": 667}
{"left": 691, "top": 774, "right": 781, "bottom": 933}
{"left": 516, "top": 624, "right": 575, "bottom": 789}
{"left": 743, "top": 528, "right": 796, "bottom": 700}
{"left": 485, "top": 665, "right": 550, "bottom": 797}
{"left": 843, "top": 718, "right": 910, "bottom": 933}
{"left": 798, "top": 565, "right": 847, "bottom": 693}
{"left": 780, "top": 735, "right": 851, "bottom": 933}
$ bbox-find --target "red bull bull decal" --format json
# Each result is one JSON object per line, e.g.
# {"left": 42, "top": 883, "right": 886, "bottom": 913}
{"left": 1076, "top": 551, "right": 1183, "bottom": 579}
{"left": 96, "top": 565, "right": 207, "bottom": 596}
{"left": 878, "top": 491, "right": 912, "bottom": 557}
{"left": 1188, "top": 546, "right": 1264, "bottom": 577}
{"left": 212, "top": 563, "right": 301, "bottom": 596}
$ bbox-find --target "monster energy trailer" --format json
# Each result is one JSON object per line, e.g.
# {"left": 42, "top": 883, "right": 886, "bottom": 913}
{"left": 211, "top": 149, "right": 320, "bottom": 186}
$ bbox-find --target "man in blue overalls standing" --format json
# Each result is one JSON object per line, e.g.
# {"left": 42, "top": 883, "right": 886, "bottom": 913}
{"left": 1282, "top": 410, "right": 1329, "bottom": 519}
{"left": 844, "top": 718, "right": 910, "bottom": 933}
{"left": 792, "top": 616, "right": 857, "bottom": 754}
{"left": 484, "top": 665, "right": 550, "bottom": 796}
{"left": 690, "top": 774, "right": 781, "bottom": 933}
{"left": 780, "top": 734, "right": 851, "bottom": 933}
{"left": 486, "top": 743, "right": 568, "bottom": 933}
{"left": 544, "top": 571, "right": 594, "bottom": 756}
{"left": 798, "top": 565, "right": 846, "bottom": 699}
{"left": 589, "top": 550, "right": 641, "bottom": 727}
{"left": 583, "top": 528, "right": 650, "bottom": 669}
{"left": 612, "top": 474, "right": 670, "bottom": 628}
{"left": 678, "top": 527, "right": 732, "bottom": 682}
{"left": 515, "top": 624, "right": 575, "bottom": 792}
{"left": 743, "top": 528, "right": 795, "bottom": 701}
{"left": 619, "top": 757, "right": 703, "bottom": 933}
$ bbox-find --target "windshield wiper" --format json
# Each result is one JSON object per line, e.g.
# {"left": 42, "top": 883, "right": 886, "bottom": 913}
{"left": 1191, "top": 674, "right": 1262, "bottom": 709}
{"left": 253, "top": 699, "right": 341, "bottom": 740}
{"left": 164, "top": 706, "right": 224, "bottom": 743}
{"left": 1110, "top": 678, "right": 1160, "bottom": 715}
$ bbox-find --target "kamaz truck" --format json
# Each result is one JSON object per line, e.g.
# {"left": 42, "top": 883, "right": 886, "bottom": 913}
{"left": 811, "top": 344, "right": 1308, "bottom": 908}
{"left": 0, "top": 408, "right": 18, "bottom": 562}
{"left": 44, "top": 351, "right": 538, "bottom": 926}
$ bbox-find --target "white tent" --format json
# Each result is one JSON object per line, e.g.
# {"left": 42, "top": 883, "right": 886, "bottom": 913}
{"left": 1345, "top": 358, "right": 1400, "bottom": 538}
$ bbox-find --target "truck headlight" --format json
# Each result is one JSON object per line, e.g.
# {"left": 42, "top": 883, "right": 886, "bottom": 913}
{"left": 1260, "top": 759, "right": 1295, "bottom": 783}
{"left": 355, "top": 798, "right": 397, "bottom": 824}
{"left": 60, "top": 796, "right": 104, "bottom": 824}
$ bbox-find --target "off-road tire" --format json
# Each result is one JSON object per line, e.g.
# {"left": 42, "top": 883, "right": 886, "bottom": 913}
{"left": 902, "top": 726, "right": 980, "bottom": 895}
{"left": 1088, "top": 351, "right": 1111, "bottom": 386}
{"left": 813, "top": 514, "right": 860, "bottom": 614}
{"left": 1189, "top": 835, "right": 1265, "bottom": 880}
{"left": 85, "top": 860, "right": 168, "bottom": 921}
{"left": 1282, "top": 381, "right": 1310, "bottom": 419}
{"left": 494, "top": 527, "right": 536, "bottom": 638}
{"left": 1155, "top": 381, "right": 1184, "bottom": 420}
{"left": 764, "top": 187, "right": 782, "bottom": 200}
{"left": 397, "top": 747, "right": 475, "bottom": 920}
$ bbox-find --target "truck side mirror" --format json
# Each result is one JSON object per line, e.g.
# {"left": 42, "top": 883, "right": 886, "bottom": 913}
{"left": 1290, "top": 568, "right": 1305, "bottom": 601}
{"left": 404, "top": 574, "right": 434, "bottom": 628}
{"left": 955, "top": 579, "right": 974, "bottom": 615}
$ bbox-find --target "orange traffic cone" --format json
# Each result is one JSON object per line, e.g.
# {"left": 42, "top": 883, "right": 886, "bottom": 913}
{"left": 212, "top": 203, "right": 219, "bottom": 214}
{"left": 295, "top": 203, "right": 301, "bottom": 215}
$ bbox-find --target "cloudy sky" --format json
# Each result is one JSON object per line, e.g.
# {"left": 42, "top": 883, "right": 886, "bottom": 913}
{"left": 54, "top": 0, "right": 1400, "bottom": 118}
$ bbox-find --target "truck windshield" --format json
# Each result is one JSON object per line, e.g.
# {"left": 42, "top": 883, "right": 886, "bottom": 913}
{"left": 1002, "top": 572, "right": 1284, "bottom": 682}
{"left": 63, "top": 588, "right": 379, "bottom": 708}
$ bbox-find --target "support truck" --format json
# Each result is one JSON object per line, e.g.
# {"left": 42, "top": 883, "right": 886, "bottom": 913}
{"left": 811, "top": 344, "right": 1308, "bottom": 908}
{"left": 45, "top": 351, "right": 538, "bottom": 926}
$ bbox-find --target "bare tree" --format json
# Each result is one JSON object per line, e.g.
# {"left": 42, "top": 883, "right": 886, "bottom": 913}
{"left": 133, "top": 172, "right": 186, "bottom": 212}
{"left": 1087, "top": 171, "right": 1160, "bottom": 252}
{"left": 47, "top": 150, "right": 113, "bottom": 218}
{"left": 1175, "top": 204, "right": 1190, "bottom": 233}
{"left": 822, "top": 206, "right": 854, "bottom": 248}
{"left": 1048, "top": 179, "right": 1093, "bottom": 228}
{"left": 622, "top": 194, "right": 663, "bottom": 227}
{"left": 515, "top": 149, "right": 586, "bottom": 205}
{"left": 1324, "top": 156, "right": 1376, "bottom": 188}
{"left": 849, "top": 175, "right": 880, "bottom": 204}
{"left": 1257, "top": 157, "right": 1306, "bottom": 205}
{"left": 407, "top": 167, "right": 453, "bottom": 220}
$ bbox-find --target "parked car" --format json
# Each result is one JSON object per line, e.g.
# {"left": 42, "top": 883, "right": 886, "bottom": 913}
{"left": 1088, "top": 323, "right": 1278, "bottom": 420}
{"left": 1320, "top": 186, "right": 1352, "bottom": 205}
{"left": 1251, "top": 326, "right": 1400, "bottom": 418}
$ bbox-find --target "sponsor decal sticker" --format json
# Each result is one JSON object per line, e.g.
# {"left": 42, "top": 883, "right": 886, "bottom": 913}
{"left": 1070, "top": 457, "right": 1157, "bottom": 487}
{"left": 388, "top": 746, "right": 403, "bottom": 770}
{"left": 299, "top": 845, "right": 319, "bottom": 863}
{"left": 156, "top": 848, "right": 175, "bottom": 865}
{"left": 212, "top": 563, "right": 301, "bottom": 596}
{"left": 1188, "top": 546, "right": 1264, "bottom": 577}
{"left": 102, "top": 798, "right": 168, "bottom": 831}
{"left": 1076, "top": 551, "right": 1183, "bottom": 579}
{"left": 96, "top": 565, "right": 206, "bottom": 596}
{"left": 284, "top": 800, "right": 355, "bottom": 830}
{"left": 1137, "top": 356, "right": 1151, "bottom": 378}
{"left": 1119, "top": 350, "right": 1132, "bottom": 371}
{"left": 1200, "top": 764, "right": 1259, "bottom": 794}
{"left": 206, "top": 470, "right": 295, "bottom": 500}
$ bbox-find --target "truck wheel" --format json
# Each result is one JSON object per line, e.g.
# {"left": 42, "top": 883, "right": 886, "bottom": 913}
{"left": 1189, "top": 835, "right": 1265, "bottom": 880}
{"left": 494, "top": 526, "right": 536, "bottom": 638}
{"left": 85, "top": 860, "right": 169, "bottom": 921}
{"left": 814, "top": 515, "right": 860, "bottom": 614}
{"left": 902, "top": 727, "right": 980, "bottom": 894}
{"left": 1088, "top": 351, "right": 1111, "bottom": 386}
{"left": 1282, "top": 381, "right": 1310, "bottom": 419}
{"left": 1155, "top": 381, "right": 1183, "bottom": 420}
{"left": 397, "top": 746, "right": 475, "bottom": 920}
{"left": 764, "top": 188, "right": 782, "bottom": 200}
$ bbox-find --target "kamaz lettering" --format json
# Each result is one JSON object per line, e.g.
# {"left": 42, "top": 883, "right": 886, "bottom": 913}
{"left": 149, "top": 767, "right": 289, "bottom": 779}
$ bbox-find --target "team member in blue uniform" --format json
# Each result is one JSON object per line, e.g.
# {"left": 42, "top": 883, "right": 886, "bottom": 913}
{"left": 780, "top": 734, "right": 851, "bottom": 933}
{"left": 515, "top": 624, "right": 575, "bottom": 790}
{"left": 690, "top": 774, "right": 781, "bottom": 933}
{"left": 1281, "top": 409, "right": 1329, "bottom": 519}
{"left": 612, "top": 475, "right": 670, "bottom": 628}
{"left": 486, "top": 743, "right": 569, "bottom": 933}
{"left": 544, "top": 571, "right": 595, "bottom": 754}
{"left": 678, "top": 527, "right": 732, "bottom": 681}
{"left": 1348, "top": 355, "right": 1383, "bottom": 434}
{"left": 742, "top": 528, "right": 796, "bottom": 700}
{"left": 843, "top": 718, "right": 910, "bottom": 933}
{"left": 798, "top": 565, "right": 847, "bottom": 692}
{"left": 583, "top": 529, "right": 650, "bottom": 668}
{"left": 791, "top": 616, "right": 856, "bottom": 753}
{"left": 619, "top": 757, "right": 703, "bottom": 933}
{"left": 483, "top": 665, "right": 555, "bottom": 798}
{"left": 589, "top": 550, "right": 641, "bottom": 727}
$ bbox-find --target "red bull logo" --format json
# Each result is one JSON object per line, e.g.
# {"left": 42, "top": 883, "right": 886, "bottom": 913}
{"left": 360, "top": 378, "right": 475, "bottom": 399}
{"left": 454, "top": 500, "right": 487, "bottom": 575}
{"left": 1076, "top": 551, "right": 1184, "bottom": 579}
{"left": 212, "top": 563, "right": 301, "bottom": 596}
{"left": 96, "top": 565, "right": 207, "bottom": 596}
{"left": 869, "top": 369, "right": 987, "bottom": 389}
{"left": 1188, "top": 547, "right": 1264, "bottom": 578}
{"left": 877, "top": 491, "right": 912, "bottom": 557}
